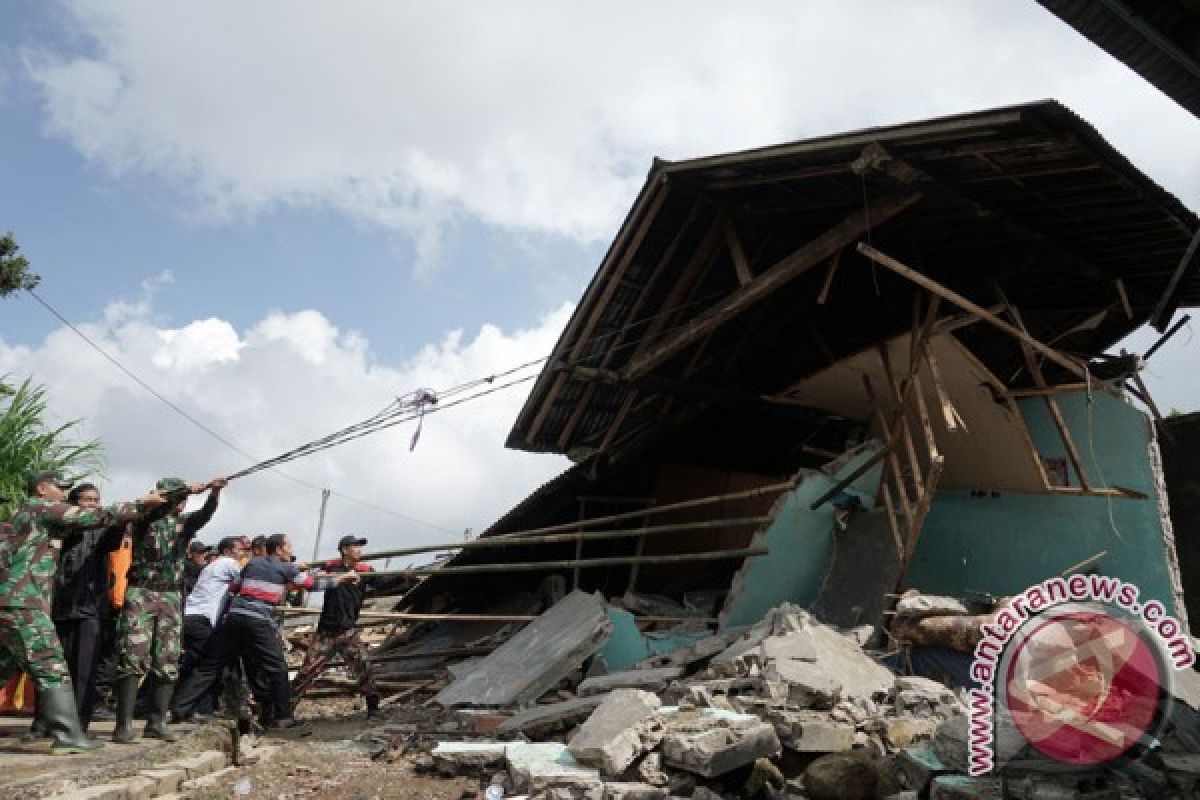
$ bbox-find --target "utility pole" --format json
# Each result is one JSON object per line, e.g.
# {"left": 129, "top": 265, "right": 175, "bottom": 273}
{"left": 312, "top": 488, "right": 331, "bottom": 563}
{"left": 305, "top": 488, "right": 332, "bottom": 607}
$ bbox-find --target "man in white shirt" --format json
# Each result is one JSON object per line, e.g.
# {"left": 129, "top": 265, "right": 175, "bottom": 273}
{"left": 174, "top": 536, "right": 246, "bottom": 719}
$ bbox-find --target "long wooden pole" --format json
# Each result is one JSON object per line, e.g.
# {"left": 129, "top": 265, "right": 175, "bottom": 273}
{"left": 855, "top": 243, "right": 1089, "bottom": 381}
{"left": 278, "top": 608, "right": 715, "bottom": 624}
{"left": 362, "top": 546, "right": 769, "bottom": 577}
{"left": 494, "top": 481, "right": 793, "bottom": 537}
{"left": 358, "top": 515, "right": 770, "bottom": 562}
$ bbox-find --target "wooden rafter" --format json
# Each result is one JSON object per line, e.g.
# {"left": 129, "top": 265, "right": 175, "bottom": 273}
{"left": 624, "top": 191, "right": 923, "bottom": 379}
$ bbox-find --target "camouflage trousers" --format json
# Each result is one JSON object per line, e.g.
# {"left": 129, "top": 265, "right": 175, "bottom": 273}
{"left": 116, "top": 588, "right": 182, "bottom": 681}
{"left": 291, "top": 628, "right": 378, "bottom": 700}
{"left": 0, "top": 607, "right": 71, "bottom": 691}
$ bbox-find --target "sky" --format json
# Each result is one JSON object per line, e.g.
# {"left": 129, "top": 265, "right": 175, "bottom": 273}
{"left": 1, "top": 1, "right": 1197, "bottom": 562}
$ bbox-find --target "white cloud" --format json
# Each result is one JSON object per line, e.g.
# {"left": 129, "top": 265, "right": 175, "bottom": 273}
{"left": 22, "top": 1, "right": 1199, "bottom": 268}
{"left": 0, "top": 298, "right": 572, "bottom": 561}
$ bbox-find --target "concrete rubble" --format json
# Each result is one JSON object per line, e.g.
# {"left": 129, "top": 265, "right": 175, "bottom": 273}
{"left": 416, "top": 594, "right": 1200, "bottom": 800}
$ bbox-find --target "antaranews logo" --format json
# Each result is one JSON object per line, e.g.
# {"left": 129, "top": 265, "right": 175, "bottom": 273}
{"left": 967, "top": 575, "right": 1194, "bottom": 776}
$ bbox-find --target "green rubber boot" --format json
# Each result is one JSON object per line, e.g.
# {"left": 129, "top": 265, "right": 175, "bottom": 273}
{"left": 112, "top": 675, "right": 140, "bottom": 744}
{"left": 44, "top": 685, "right": 104, "bottom": 755}
{"left": 142, "top": 678, "right": 179, "bottom": 742}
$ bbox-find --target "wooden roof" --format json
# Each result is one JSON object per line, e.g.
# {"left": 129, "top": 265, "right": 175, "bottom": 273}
{"left": 508, "top": 101, "right": 1198, "bottom": 462}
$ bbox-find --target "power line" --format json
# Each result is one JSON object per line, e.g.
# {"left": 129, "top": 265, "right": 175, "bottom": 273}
{"left": 24, "top": 289, "right": 458, "bottom": 534}
{"left": 25, "top": 282, "right": 732, "bottom": 513}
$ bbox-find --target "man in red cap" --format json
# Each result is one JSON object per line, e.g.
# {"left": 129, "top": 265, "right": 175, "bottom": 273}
{"left": 290, "top": 535, "right": 415, "bottom": 720}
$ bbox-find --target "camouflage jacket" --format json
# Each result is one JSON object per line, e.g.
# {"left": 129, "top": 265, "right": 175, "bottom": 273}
{"left": 128, "top": 492, "right": 219, "bottom": 590}
{"left": 0, "top": 498, "right": 145, "bottom": 611}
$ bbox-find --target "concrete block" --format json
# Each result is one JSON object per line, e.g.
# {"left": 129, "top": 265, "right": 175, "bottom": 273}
{"left": 603, "top": 783, "right": 669, "bottom": 800}
{"left": 660, "top": 719, "right": 781, "bottom": 777}
{"left": 123, "top": 776, "right": 157, "bottom": 800}
{"left": 506, "top": 742, "right": 602, "bottom": 794}
{"left": 437, "top": 590, "right": 613, "bottom": 707}
{"left": 432, "top": 741, "right": 508, "bottom": 775}
{"left": 568, "top": 689, "right": 664, "bottom": 776}
{"left": 929, "top": 775, "right": 1002, "bottom": 800}
{"left": 884, "top": 715, "right": 941, "bottom": 750}
{"left": 138, "top": 768, "right": 187, "bottom": 795}
{"left": 634, "top": 752, "right": 669, "bottom": 787}
{"left": 790, "top": 719, "right": 856, "bottom": 753}
{"left": 578, "top": 666, "right": 684, "bottom": 696}
{"left": 51, "top": 786, "right": 129, "bottom": 800}
{"left": 498, "top": 693, "right": 608, "bottom": 735}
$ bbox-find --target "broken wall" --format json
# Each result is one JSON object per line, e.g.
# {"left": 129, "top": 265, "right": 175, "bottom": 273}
{"left": 719, "top": 442, "right": 884, "bottom": 629}
{"left": 905, "top": 391, "right": 1187, "bottom": 621}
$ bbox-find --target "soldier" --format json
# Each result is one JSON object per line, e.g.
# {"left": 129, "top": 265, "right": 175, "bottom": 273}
{"left": 0, "top": 470, "right": 163, "bottom": 754}
{"left": 291, "top": 535, "right": 416, "bottom": 720}
{"left": 112, "top": 476, "right": 226, "bottom": 744}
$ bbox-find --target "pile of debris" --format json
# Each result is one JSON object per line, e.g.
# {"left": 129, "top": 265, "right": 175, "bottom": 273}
{"left": 421, "top": 593, "right": 970, "bottom": 799}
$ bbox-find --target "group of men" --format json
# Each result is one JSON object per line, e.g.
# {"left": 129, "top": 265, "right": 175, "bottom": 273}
{"left": 0, "top": 470, "right": 408, "bottom": 755}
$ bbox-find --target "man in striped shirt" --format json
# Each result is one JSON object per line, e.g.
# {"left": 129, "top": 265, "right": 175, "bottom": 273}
{"left": 171, "top": 533, "right": 357, "bottom": 730}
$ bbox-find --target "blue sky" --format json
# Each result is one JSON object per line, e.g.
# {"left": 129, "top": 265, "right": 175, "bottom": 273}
{"left": 0, "top": 1, "right": 1197, "bottom": 557}
{"left": 0, "top": 3, "right": 602, "bottom": 362}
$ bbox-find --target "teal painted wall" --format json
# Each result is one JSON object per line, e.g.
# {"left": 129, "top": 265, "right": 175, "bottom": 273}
{"left": 597, "top": 608, "right": 709, "bottom": 671}
{"left": 905, "top": 391, "right": 1180, "bottom": 615}
{"left": 719, "top": 444, "right": 884, "bottom": 629}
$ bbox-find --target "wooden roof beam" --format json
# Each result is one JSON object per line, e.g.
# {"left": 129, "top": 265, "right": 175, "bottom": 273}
{"left": 854, "top": 142, "right": 1132, "bottom": 294}
{"left": 624, "top": 188, "right": 923, "bottom": 380}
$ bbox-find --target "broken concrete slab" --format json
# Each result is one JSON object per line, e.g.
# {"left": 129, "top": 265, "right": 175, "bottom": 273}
{"left": 506, "top": 742, "right": 602, "bottom": 794}
{"left": 761, "top": 630, "right": 817, "bottom": 663}
{"left": 660, "top": 714, "right": 781, "bottom": 777}
{"left": 603, "top": 782, "right": 669, "bottom": 800}
{"left": 895, "top": 593, "right": 969, "bottom": 618}
{"left": 568, "top": 689, "right": 664, "bottom": 776}
{"left": 578, "top": 666, "right": 685, "bottom": 696}
{"left": 436, "top": 590, "right": 613, "bottom": 708}
{"left": 763, "top": 656, "right": 841, "bottom": 708}
{"left": 497, "top": 694, "right": 609, "bottom": 736}
{"left": 431, "top": 741, "right": 508, "bottom": 775}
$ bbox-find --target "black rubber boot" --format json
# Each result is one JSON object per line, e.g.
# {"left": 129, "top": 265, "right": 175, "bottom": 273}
{"left": 112, "top": 675, "right": 139, "bottom": 744}
{"left": 43, "top": 686, "right": 104, "bottom": 754}
{"left": 365, "top": 694, "right": 383, "bottom": 721}
{"left": 143, "top": 679, "right": 179, "bottom": 742}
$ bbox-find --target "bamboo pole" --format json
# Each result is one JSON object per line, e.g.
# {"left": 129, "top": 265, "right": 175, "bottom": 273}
{"left": 278, "top": 608, "right": 719, "bottom": 624}
{"left": 363, "top": 546, "right": 769, "bottom": 577}
{"left": 490, "top": 482, "right": 793, "bottom": 537}
{"left": 357, "top": 515, "right": 770, "bottom": 562}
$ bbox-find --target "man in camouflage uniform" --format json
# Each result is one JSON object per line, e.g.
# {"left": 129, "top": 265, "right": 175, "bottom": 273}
{"left": 0, "top": 470, "right": 163, "bottom": 754}
{"left": 113, "top": 476, "right": 226, "bottom": 744}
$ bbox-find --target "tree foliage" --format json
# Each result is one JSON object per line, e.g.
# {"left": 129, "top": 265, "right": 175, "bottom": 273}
{"left": 1, "top": 233, "right": 40, "bottom": 298}
{"left": 0, "top": 377, "right": 102, "bottom": 520}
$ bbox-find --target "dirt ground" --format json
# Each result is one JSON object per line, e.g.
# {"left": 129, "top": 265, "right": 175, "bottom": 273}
{"left": 1, "top": 696, "right": 477, "bottom": 800}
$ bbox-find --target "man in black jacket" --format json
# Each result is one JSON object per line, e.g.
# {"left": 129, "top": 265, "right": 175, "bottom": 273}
{"left": 290, "top": 536, "right": 415, "bottom": 720}
{"left": 53, "top": 483, "right": 126, "bottom": 731}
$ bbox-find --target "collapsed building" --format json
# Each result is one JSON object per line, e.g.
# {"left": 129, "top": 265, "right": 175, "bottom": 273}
{"left": 388, "top": 99, "right": 1197, "bottom": 639}
{"left": 351, "top": 100, "right": 1200, "bottom": 798}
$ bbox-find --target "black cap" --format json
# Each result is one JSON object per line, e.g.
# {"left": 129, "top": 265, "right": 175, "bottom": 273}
{"left": 338, "top": 535, "right": 367, "bottom": 551}
{"left": 188, "top": 540, "right": 209, "bottom": 553}
{"left": 26, "top": 470, "right": 72, "bottom": 494}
